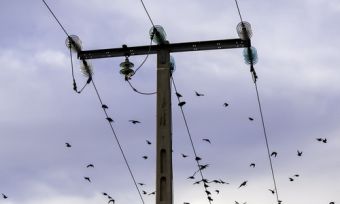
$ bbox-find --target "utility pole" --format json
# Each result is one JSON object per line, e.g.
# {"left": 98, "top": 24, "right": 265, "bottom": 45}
{"left": 78, "top": 35, "right": 250, "bottom": 204}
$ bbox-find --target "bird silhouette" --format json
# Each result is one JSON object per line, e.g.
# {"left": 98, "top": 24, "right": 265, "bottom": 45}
{"left": 178, "top": 101, "right": 186, "bottom": 107}
{"left": 205, "top": 190, "right": 211, "bottom": 195}
{"left": 138, "top": 183, "right": 145, "bottom": 186}
{"left": 148, "top": 191, "right": 155, "bottom": 195}
{"left": 102, "top": 104, "right": 109, "bottom": 109}
{"left": 207, "top": 196, "right": 213, "bottom": 201}
{"left": 108, "top": 199, "right": 115, "bottom": 204}
{"left": 215, "top": 190, "right": 220, "bottom": 194}
{"left": 195, "top": 156, "right": 202, "bottom": 161}
{"left": 187, "top": 176, "right": 195, "bottom": 180}
{"left": 146, "top": 140, "right": 152, "bottom": 145}
{"left": 223, "top": 102, "right": 229, "bottom": 107}
{"left": 248, "top": 117, "right": 254, "bottom": 121}
{"left": 84, "top": 176, "right": 91, "bottom": 183}
{"left": 65, "top": 142, "right": 71, "bottom": 148}
{"left": 202, "top": 138, "right": 211, "bottom": 144}
{"left": 289, "top": 177, "right": 294, "bottom": 182}
{"left": 181, "top": 153, "right": 188, "bottom": 158}
{"left": 106, "top": 117, "right": 114, "bottom": 123}
{"left": 86, "top": 164, "right": 94, "bottom": 168}
{"left": 322, "top": 138, "right": 327, "bottom": 143}
{"left": 297, "top": 150, "right": 303, "bottom": 156}
{"left": 199, "top": 164, "right": 209, "bottom": 171}
{"left": 2, "top": 194, "right": 8, "bottom": 199}
{"left": 271, "top": 151, "right": 278, "bottom": 157}
{"left": 129, "top": 120, "right": 141, "bottom": 124}
{"left": 142, "top": 156, "right": 148, "bottom": 160}
{"left": 102, "top": 192, "right": 108, "bottom": 196}
{"left": 238, "top": 181, "right": 248, "bottom": 188}
{"left": 142, "top": 190, "right": 147, "bottom": 195}
{"left": 316, "top": 138, "right": 322, "bottom": 142}
{"left": 176, "top": 92, "right": 182, "bottom": 98}
{"left": 294, "top": 174, "right": 300, "bottom": 177}
{"left": 195, "top": 91, "right": 204, "bottom": 96}
{"left": 250, "top": 163, "right": 255, "bottom": 168}
{"left": 269, "top": 189, "right": 275, "bottom": 194}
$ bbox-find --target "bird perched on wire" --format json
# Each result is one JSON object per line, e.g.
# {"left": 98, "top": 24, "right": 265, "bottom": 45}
{"left": 223, "top": 102, "right": 229, "bottom": 107}
{"left": 178, "top": 101, "right": 186, "bottom": 107}
{"left": 65, "top": 142, "right": 72, "bottom": 148}
{"left": 138, "top": 183, "right": 145, "bottom": 186}
{"left": 268, "top": 189, "right": 275, "bottom": 194}
{"left": 195, "top": 91, "right": 204, "bottom": 96}
{"left": 84, "top": 176, "right": 91, "bottom": 183}
{"left": 202, "top": 138, "right": 211, "bottom": 144}
{"left": 271, "top": 151, "right": 278, "bottom": 157}
{"left": 102, "top": 104, "right": 109, "bottom": 109}
{"left": 106, "top": 117, "right": 114, "bottom": 123}
{"left": 238, "top": 181, "right": 248, "bottom": 188}
{"left": 248, "top": 117, "right": 254, "bottom": 121}
{"left": 176, "top": 92, "right": 182, "bottom": 98}
{"left": 129, "top": 120, "right": 141, "bottom": 124}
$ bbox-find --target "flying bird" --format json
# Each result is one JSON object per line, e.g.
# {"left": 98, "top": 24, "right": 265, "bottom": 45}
{"left": 108, "top": 199, "right": 115, "bottom": 204}
{"left": 2, "top": 194, "right": 8, "bottom": 199}
{"left": 146, "top": 140, "right": 152, "bottom": 145}
{"left": 223, "top": 102, "right": 229, "bottom": 107}
{"left": 84, "top": 176, "right": 91, "bottom": 183}
{"left": 238, "top": 181, "right": 248, "bottom": 188}
{"left": 86, "top": 164, "right": 94, "bottom": 168}
{"left": 106, "top": 117, "right": 114, "bottom": 123}
{"left": 215, "top": 190, "right": 220, "bottom": 194}
{"left": 142, "top": 156, "right": 148, "bottom": 160}
{"left": 202, "top": 138, "right": 211, "bottom": 144}
{"left": 271, "top": 151, "right": 278, "bottom": 157}
{"left": 269, "top": 189, "right": 275, "bottom": 194}
{"left": 248, "top": 117, "right": 254, "bottom": 121}
{"left": 129, "top": 120, "right": 141, "bottom": 124}
{"left": 65, "top": 142, "right": 71, "bottom": 148}
{"left": 294, "top": 174, "right": 300, "bottom": 177}
{"left": 322, "top": 138, "right": 327, "bottom": 143}
{"left": 181, "top": 153, "right": 188, "bottom": 158}
{"left": 297, "top": 150, "right": 303, "bottom": 156}
{"left": 316, "top": 138, "right": 327, "bottom": 143}
{"left": 250, "top": 163, "right": 255, "bottom": 168}
{"left": 289, "top": 177, "right": 294, "bottom": 182}
{"left": 178, "top": 101, "right": 186, "bottom": 107}
{"left": 195, "top": 91, "right": 204, "bottom": 96}
{"left": 102, "top": 104, "right": 108, "bottom": 109}
{"left": 176, "top": 92, "right": 182, "bottom": 98}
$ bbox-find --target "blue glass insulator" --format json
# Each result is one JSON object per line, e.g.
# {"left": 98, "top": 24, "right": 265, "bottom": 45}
{"left": 243, "top": 47, "right": 258, "bottom": 65}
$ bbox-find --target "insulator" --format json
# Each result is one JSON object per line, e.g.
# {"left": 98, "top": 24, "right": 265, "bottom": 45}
{"left": 149, "top": 25, "right": 167, "bottom": 44}
{"left": 80, "top": 60, "right": 93, "bottom": 77}
{"left": 65, "top": 35, "right": 82, "bottom": 53}
{"left": 236, "top": 21, "right": 252, "bottom": 40}
{"left": 119, "top": 57, "right": 135, "bottom": 79}
{"left": 243, "top": 46, "right": 258, "bottom": 65}
{"left": 170, "top": 55, "right": 176, "bottom": 73}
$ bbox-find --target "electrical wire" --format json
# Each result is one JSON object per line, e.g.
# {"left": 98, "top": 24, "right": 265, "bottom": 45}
{"left": 133, "top": 39, "right": 153, "bottom": 75}
{"left": 253, "top": 78, "right": 280, "bottom": 203}
{"left": 234, "top": 0, "right": 244, "bottom": 22}
{"left": 171, "top": 76, "right": 212, "bottom": 204}
{"left": 127, "top": 80, "right": 156, "bottom": 95}
{"left": 42, "top": 0, "right": 69, "bottom": 37}
{"left": 139, "top": 0, "right": 156, "bottom": 27}
{"left": 91, "top": 79, "right": 145, "bottom": 204}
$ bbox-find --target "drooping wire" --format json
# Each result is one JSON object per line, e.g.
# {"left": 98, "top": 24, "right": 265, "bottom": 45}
{"left": 42, "top": 1, "right": 145, "bottom": 203}
{"left": 91, "top": 79, "right": 146, "bottom": 204}
{"left": 139, "top": 0, "right": 155, "bottom": 27}
{"left": 171, "top": 76, "right": 212, "bottom": 204}
{"left": 252, "top": 77, "right": 280, "bottom": 203}
{"left": 134, "top": 39, "right": 153, "bottom": 75}
{"left": 127, "top": 80, "right": 156, "bottom": 95}
{"left": 42, "top": 0, "right": 69, "bottom": 37}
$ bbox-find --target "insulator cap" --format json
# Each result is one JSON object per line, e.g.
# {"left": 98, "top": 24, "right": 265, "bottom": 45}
{"left": 243, "top": 46, "right": 258, "bottom": 65}
{"left": 237, "top": 21, "right": 252, "bottom": 40}
{"left": 149, "top": 25, "right": 167, "bottom": 44}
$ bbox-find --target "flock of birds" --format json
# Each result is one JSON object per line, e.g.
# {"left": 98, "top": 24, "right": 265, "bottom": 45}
{"left": 1, "top": 90, "right": 335, "bottom": 204}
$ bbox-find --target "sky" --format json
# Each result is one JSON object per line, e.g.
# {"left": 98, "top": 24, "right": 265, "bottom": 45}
{"left": 1, "top": 0, "right": 340, "bottom": 204}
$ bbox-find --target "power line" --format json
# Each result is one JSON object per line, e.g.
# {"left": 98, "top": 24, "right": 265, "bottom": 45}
{"left": 127, "top": 79, "right": 156, "bottom": 95}
{"left": 139, "top": 0, "right": 156, "bottom": 27}
{"left": 234, "top": 0, "right": 244, "bottom": 22}
{"left": 42, "top": 0, "right": 69, "bottom": 37}
{"left": 171, "top": 76, "right": 212, "bottom": 204}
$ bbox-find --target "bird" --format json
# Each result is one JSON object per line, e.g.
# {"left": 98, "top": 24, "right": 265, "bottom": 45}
{"left": 148, "top": 191, "right": 155, "bottom": 195}
{"left": 223, "top": 102, "right": 229, "bottom": 107}
{"left": 108, "top": 199, "right": 115, "bottom": 204}
{"left": 102, "top": 104, "right": 109, "bottom": 109}
{"left": 248, "top": 117, "right": 254, "bottom": 121}
{"left": 199, "top": 164, "right": 209, "bottom": 170}
{"left": 187, "top": 176, "right": 195, "bottom": 180}
{"left": 86, "top": 164, "right": 94, "bottom": 168}
{"left": 195, "top": 156, "right": 202, "bottom": 161}
{"left": 269, "top": 189, "right": 275, "bottom": 194}
{"left": 316, "top": 138, "right": 323, "bottom": 142}
{"left": 142, "top": 191, "right": 147, "bottom": 195}
{"left": 106, "top": 117, "right": 114, "bottom": 123}
{"left": 322, "top": 138, "right": 327, "bottom": 143}
{"left": 195, "top": 91, "right": 204, "bottom": 96}
{"left": 297, "top": 150, "right": 303, "bottom": 156}
{"left": 142, "top": 156, "right": 148, "bottom": 160}
{"left": 316, "top": 138, "right": 327, "bottom": 143}
{"left": 207, "top": 196, "right": 213, "bottom": 202}
{"left": 138, "top": 183, "right": 145, "bottom": 186}
{"left": 84, "top": 176, "right": 91, "bottom": 183}
{"left": 129, "top": 120, "right": 141, "bottom": 124}
{"left": 205, "top": 190, "right": 211, "bottom": 195}
{"left": 178, "top": 101, "right": 186, "bottom": 107}
{"left": 329, "top": 202, "right": 335, "bottom": 204}
{"left": 289, "top": 177, "right": 294, "bottom": 182}
{"left": 65, "top": 142, "right": 71, "bottom": 148}
{"left": 250, "top": 163, "right": 256, "bottom": 168}
{"left": 181, "top": 153, "right": 188, "bottom": 158}
{"left": 102, "top": 192, "right": 108, "bottom": 196}
{"left": 215, "top": 190, "right": 220, "bottom": 194}
{"left": 202, "top": 138, "right": 211, "bottom": 144}
{"left": 204, "top": 183, "right": 210, "bottom": 188}
{"left": 235, "top": 202, "right": 240, "bottom": 204}
{"left": 146, "top": 140, "right": 152, "bottom": 145}
{"left": 238, "top": 181, "right": 248, "bottom": 188}
{"left": 2, "top": 194, "right": 8, "bottom": 199}
{"left": 271, "top": 151, "right": 278, "bottom": 157}
{"left": 294, "top": 174, "right": 300, "bottom": 177}
{"left": 176, "top": 92, "right": 182, "bottom": 98}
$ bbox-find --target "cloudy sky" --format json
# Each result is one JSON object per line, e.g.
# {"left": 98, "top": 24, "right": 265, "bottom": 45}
{"left": 1, "top": 0, "right": 340, "bottom": 204}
